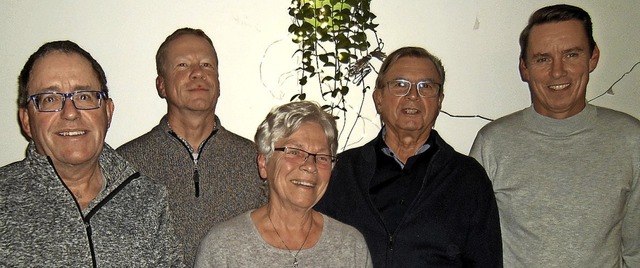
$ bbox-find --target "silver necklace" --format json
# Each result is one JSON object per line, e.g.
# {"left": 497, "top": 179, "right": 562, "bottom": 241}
{"left": 267, "top": 212, "right": 313, "bottom": 268}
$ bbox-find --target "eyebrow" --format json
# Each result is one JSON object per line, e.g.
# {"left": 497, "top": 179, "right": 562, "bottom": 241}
{"left": 562, "top": 47, "right": 584, "bottom": 54}
{"left": 391, "top": 77, "right": 438, "bottom": 83}
{"left": 285, "top": 144, "right": 331, "bottom": 154}
{"left": 33, "top": 85, "right": 94, "bottom": 94}
{"left": 531, "top": 47, "right": 584, "bottom": 59}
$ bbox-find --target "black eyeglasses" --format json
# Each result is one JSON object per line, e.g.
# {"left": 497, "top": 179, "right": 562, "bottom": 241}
{"left": 27, "top": 90, "right": 106, "bottom": 112}
{"left": 386, "top": 79, "right": 441, "bottom": 98}
{"left": 274, "top": 147, "right": 337, "bottom": 168}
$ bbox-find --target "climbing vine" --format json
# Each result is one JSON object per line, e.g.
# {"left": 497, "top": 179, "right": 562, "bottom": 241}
{"left": 288, "top": 0, "right": 385, "bottom": 148}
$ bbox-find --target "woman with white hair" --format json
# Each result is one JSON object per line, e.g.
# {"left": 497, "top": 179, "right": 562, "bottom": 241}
{"left": 195, "top": 101, "right": 372, "bottom": 267}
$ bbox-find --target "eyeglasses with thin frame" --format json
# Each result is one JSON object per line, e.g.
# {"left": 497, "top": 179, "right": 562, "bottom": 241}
{"left": 274, "top": 147, "right": 337, "bottom": 168}
{"left": 386, "top": 79, "right": 442, "bottom": 98}
{"left": 27, "top": 90, "right": 107, "bottom": 112}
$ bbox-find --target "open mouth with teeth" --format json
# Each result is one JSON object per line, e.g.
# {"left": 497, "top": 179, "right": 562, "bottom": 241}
{"left": 549, "top": 83, "right": 570, "bottom": 91}
{"left": 58, "top": 130, "right": 86, "bottom": 136}
{"left": 402, "top": 108, "right": 420, "bottom": 114}
{"left": 291, "top": 179, "right": 316, "bottom": 188}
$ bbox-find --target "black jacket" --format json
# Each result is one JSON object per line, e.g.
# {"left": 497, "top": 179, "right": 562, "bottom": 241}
{"left": 315, "top": 130, "right": 502, "bottom": 267}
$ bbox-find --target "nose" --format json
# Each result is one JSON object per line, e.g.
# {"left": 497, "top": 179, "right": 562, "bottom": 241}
{"left": 190, "top": 65, "right": 206, "bottom": 80}
{"left": 551, "top": 58, "right": 567, "bottom": 78}
{"left": 60, "top": 98, "right": 80, "bottom": 120}
{"left": 405, "top": 83, "right": 419, "bottom": 100}
{"left": 300, "top": 154, "right": 319, "bottom": 173}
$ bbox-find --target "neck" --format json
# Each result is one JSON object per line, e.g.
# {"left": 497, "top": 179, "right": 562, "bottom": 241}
{"left": 167, "top": 111, "right": 216, "bottom": 149}
{"left": 384, "top": 128, "right": 431, "bottom": 163}
{"left": 252, "top": 205, "right": 319, "bottom": 252}
{"left": 55, "top": 161, "right": 104, "bottom": 210}
{"left": 266, "top": 204, "right": 313, "bottom": 231}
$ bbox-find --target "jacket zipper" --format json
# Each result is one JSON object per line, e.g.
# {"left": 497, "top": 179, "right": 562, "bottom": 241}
{"left": 49, "top": 157, "right": 139, "bottom": 268}
{"left": 170, "top": 128, "right": 217, "bottom": 197}
{"left": 83, "top": 172, "right": 139, "bottom": 267}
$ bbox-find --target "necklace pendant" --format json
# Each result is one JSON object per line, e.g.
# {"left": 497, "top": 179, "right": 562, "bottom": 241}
{"left": 293, "top": 257, "right": 298, "bottom": 267}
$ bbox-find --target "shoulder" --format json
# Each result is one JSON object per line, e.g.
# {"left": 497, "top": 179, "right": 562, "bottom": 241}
{"left": 0, "top": 160, "right": 31, "bottom": 194}
{"left": 334, "top": 138, "right": 376, "bottom": 164}
{"left": 203, "top": 211, "right": 252, "bottom": 239}
{"left": 195, "top": 212, "right": 255, "bottom": 267}
{"left": 117, "top": 124, "right": 166, "bottom": 154}
{"left": 115, "top": 173, "right": 169, "bottom": 205}
{"left": 202, "top": 128, "right": 257, "bottom": 167}
{"left": 592, "top": 106, "right": 640, "bottom": 146}
{"left": 198, "top": 211, "right": 254, "bottom": 250}
{"left": 432, "top": 137, "right": 492, "bottom": 187}
{"left": 477, "top": 108, "right": 528, "bottom": 136}
{"left": 321, "top": 214, "right": 367, "bottom": 242}
{"left": 214, "top": 127, "right": 255, "bottom": 147}
{"left": 439, "top": 144, "right": 487, "bottom": 177}
{"left": 593, "top": 105, "right": 640, "bottom": 127}
{"left": 128, "top": 173, "right": 166, "bottom": 192}
{"left": 0, "top": 160, "right": 28, "bottom": 178}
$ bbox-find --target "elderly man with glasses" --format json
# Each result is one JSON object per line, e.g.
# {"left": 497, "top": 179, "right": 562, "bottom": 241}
{"left": 315, "top": 46, "right": 502, "bottom": 267}
{"left": 0, "top": 40, "right": 183, "bottom": 267}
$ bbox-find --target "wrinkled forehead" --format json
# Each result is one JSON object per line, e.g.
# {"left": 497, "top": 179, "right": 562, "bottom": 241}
{"left": 385, "top": 57, "right": 441, "bottom": 81}
{"left": 28, "top": 52, "right": 100, "bottom": 93}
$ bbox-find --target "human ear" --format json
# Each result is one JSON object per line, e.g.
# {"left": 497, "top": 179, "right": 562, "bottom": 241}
{"left": 519, "top": 58, "right": 530, "bottom": 82}
{"left": 156, "top": 76, "right": 166, "bottom": 98}
{"left": 588, "top": 45, "right": 600, "bottom": 73}
{"left": 257, "top": 153, "right": 268, "bottom": 179}
{"left": 18, "top": 108, "right": 32, "bottom": 139}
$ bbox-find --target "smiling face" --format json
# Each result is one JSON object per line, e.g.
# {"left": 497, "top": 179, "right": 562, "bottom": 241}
{"left": 157, "top": 34, "right": 220, "bottom": 114}
{"left": 373, "top": 56, "right": 443, "bottom": 136}
{"left": 19, "top": 51, "right": 114, "bottom": 168}
{"left": 258, "top": 121, "right": 332, "bottom": 212}
{"left": 520, "top": 19, "right": 599, "bottom": 119}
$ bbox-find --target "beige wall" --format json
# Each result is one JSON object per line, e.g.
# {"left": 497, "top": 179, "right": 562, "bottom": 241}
{"left": 1, "top": 0, "right": 638, "bottom": 166}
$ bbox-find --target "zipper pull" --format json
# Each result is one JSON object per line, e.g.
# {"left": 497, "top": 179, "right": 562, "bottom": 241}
{"left": 193, "top": 169, "right": 200, "bottom": 197}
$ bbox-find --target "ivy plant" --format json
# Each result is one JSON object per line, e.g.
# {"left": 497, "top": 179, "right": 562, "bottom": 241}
{"left": 288, "top": 0, "right": 384, "bottom": 149}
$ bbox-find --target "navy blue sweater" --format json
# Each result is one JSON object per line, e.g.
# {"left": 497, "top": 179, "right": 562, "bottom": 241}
{"left": 315, "top": 130, "right": 502, "bottom": 267}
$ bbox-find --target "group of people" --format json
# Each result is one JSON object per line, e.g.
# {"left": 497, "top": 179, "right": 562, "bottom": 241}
{"left": 0, "top": 4, "right": 638, "bottom": 268}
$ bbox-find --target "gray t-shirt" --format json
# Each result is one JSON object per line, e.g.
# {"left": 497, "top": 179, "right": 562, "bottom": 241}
{"left": 195, "top": 210, "right": 372, "bottom": 267}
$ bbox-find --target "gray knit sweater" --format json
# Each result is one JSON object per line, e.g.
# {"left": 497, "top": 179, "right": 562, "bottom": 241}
{"left": 470, "top": 105, "right": 640, "bottom": 267}
{"left": 194, "top": 210, "right": 372, "bottom": 267}
{"left": 117, "top": 115, "right": 268, "bottom": 266}
{"left": 0, "top": 142, "right": 183, "bottom": 267}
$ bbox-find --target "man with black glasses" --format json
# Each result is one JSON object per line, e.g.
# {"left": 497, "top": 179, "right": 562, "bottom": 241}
{"left": 0, "top": 40, "right": 183, "bottom": 267}
{"left": 117, "top": 27, "right": 267, "bottom": 266}
{"left": 315, "top": 46, "right": 502, "bottom": 267}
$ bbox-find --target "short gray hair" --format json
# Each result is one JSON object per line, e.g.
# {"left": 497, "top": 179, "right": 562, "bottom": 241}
{"left": 255, "top": 101, "right": 338, "bottom": 160}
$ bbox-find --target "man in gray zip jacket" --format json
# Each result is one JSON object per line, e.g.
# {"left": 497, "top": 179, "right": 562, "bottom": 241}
{"left": 0, "top": 40, "right": 183, "bottom": 267}
{"left": 117, "top": 28, "right": 267, "bottom": 266}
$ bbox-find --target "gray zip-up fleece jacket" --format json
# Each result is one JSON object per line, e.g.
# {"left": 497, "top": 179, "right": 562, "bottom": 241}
{"left": 0, "top": 142, "right": 184, "bottom": 267}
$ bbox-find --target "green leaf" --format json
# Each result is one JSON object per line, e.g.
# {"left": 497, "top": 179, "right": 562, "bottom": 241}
{"left": 304, "top": 65, "right": 315, "bottom": 73}
{"left": 321, "top": 76, "right": 335, "bottom": 83}
{"left": 340, "top": 85, "right": 349, "bottom": 95}
{"left": 318, "top": 54, "right": 329, "bottom": 63}
{"left": 351, "top": 32, "right": 367, "bottom": 43}
{"left": 288, "top": 24, "right": 299, "bottom": 33}
{"left": 338, "top": 52, "right": 351, "bottom": 63}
